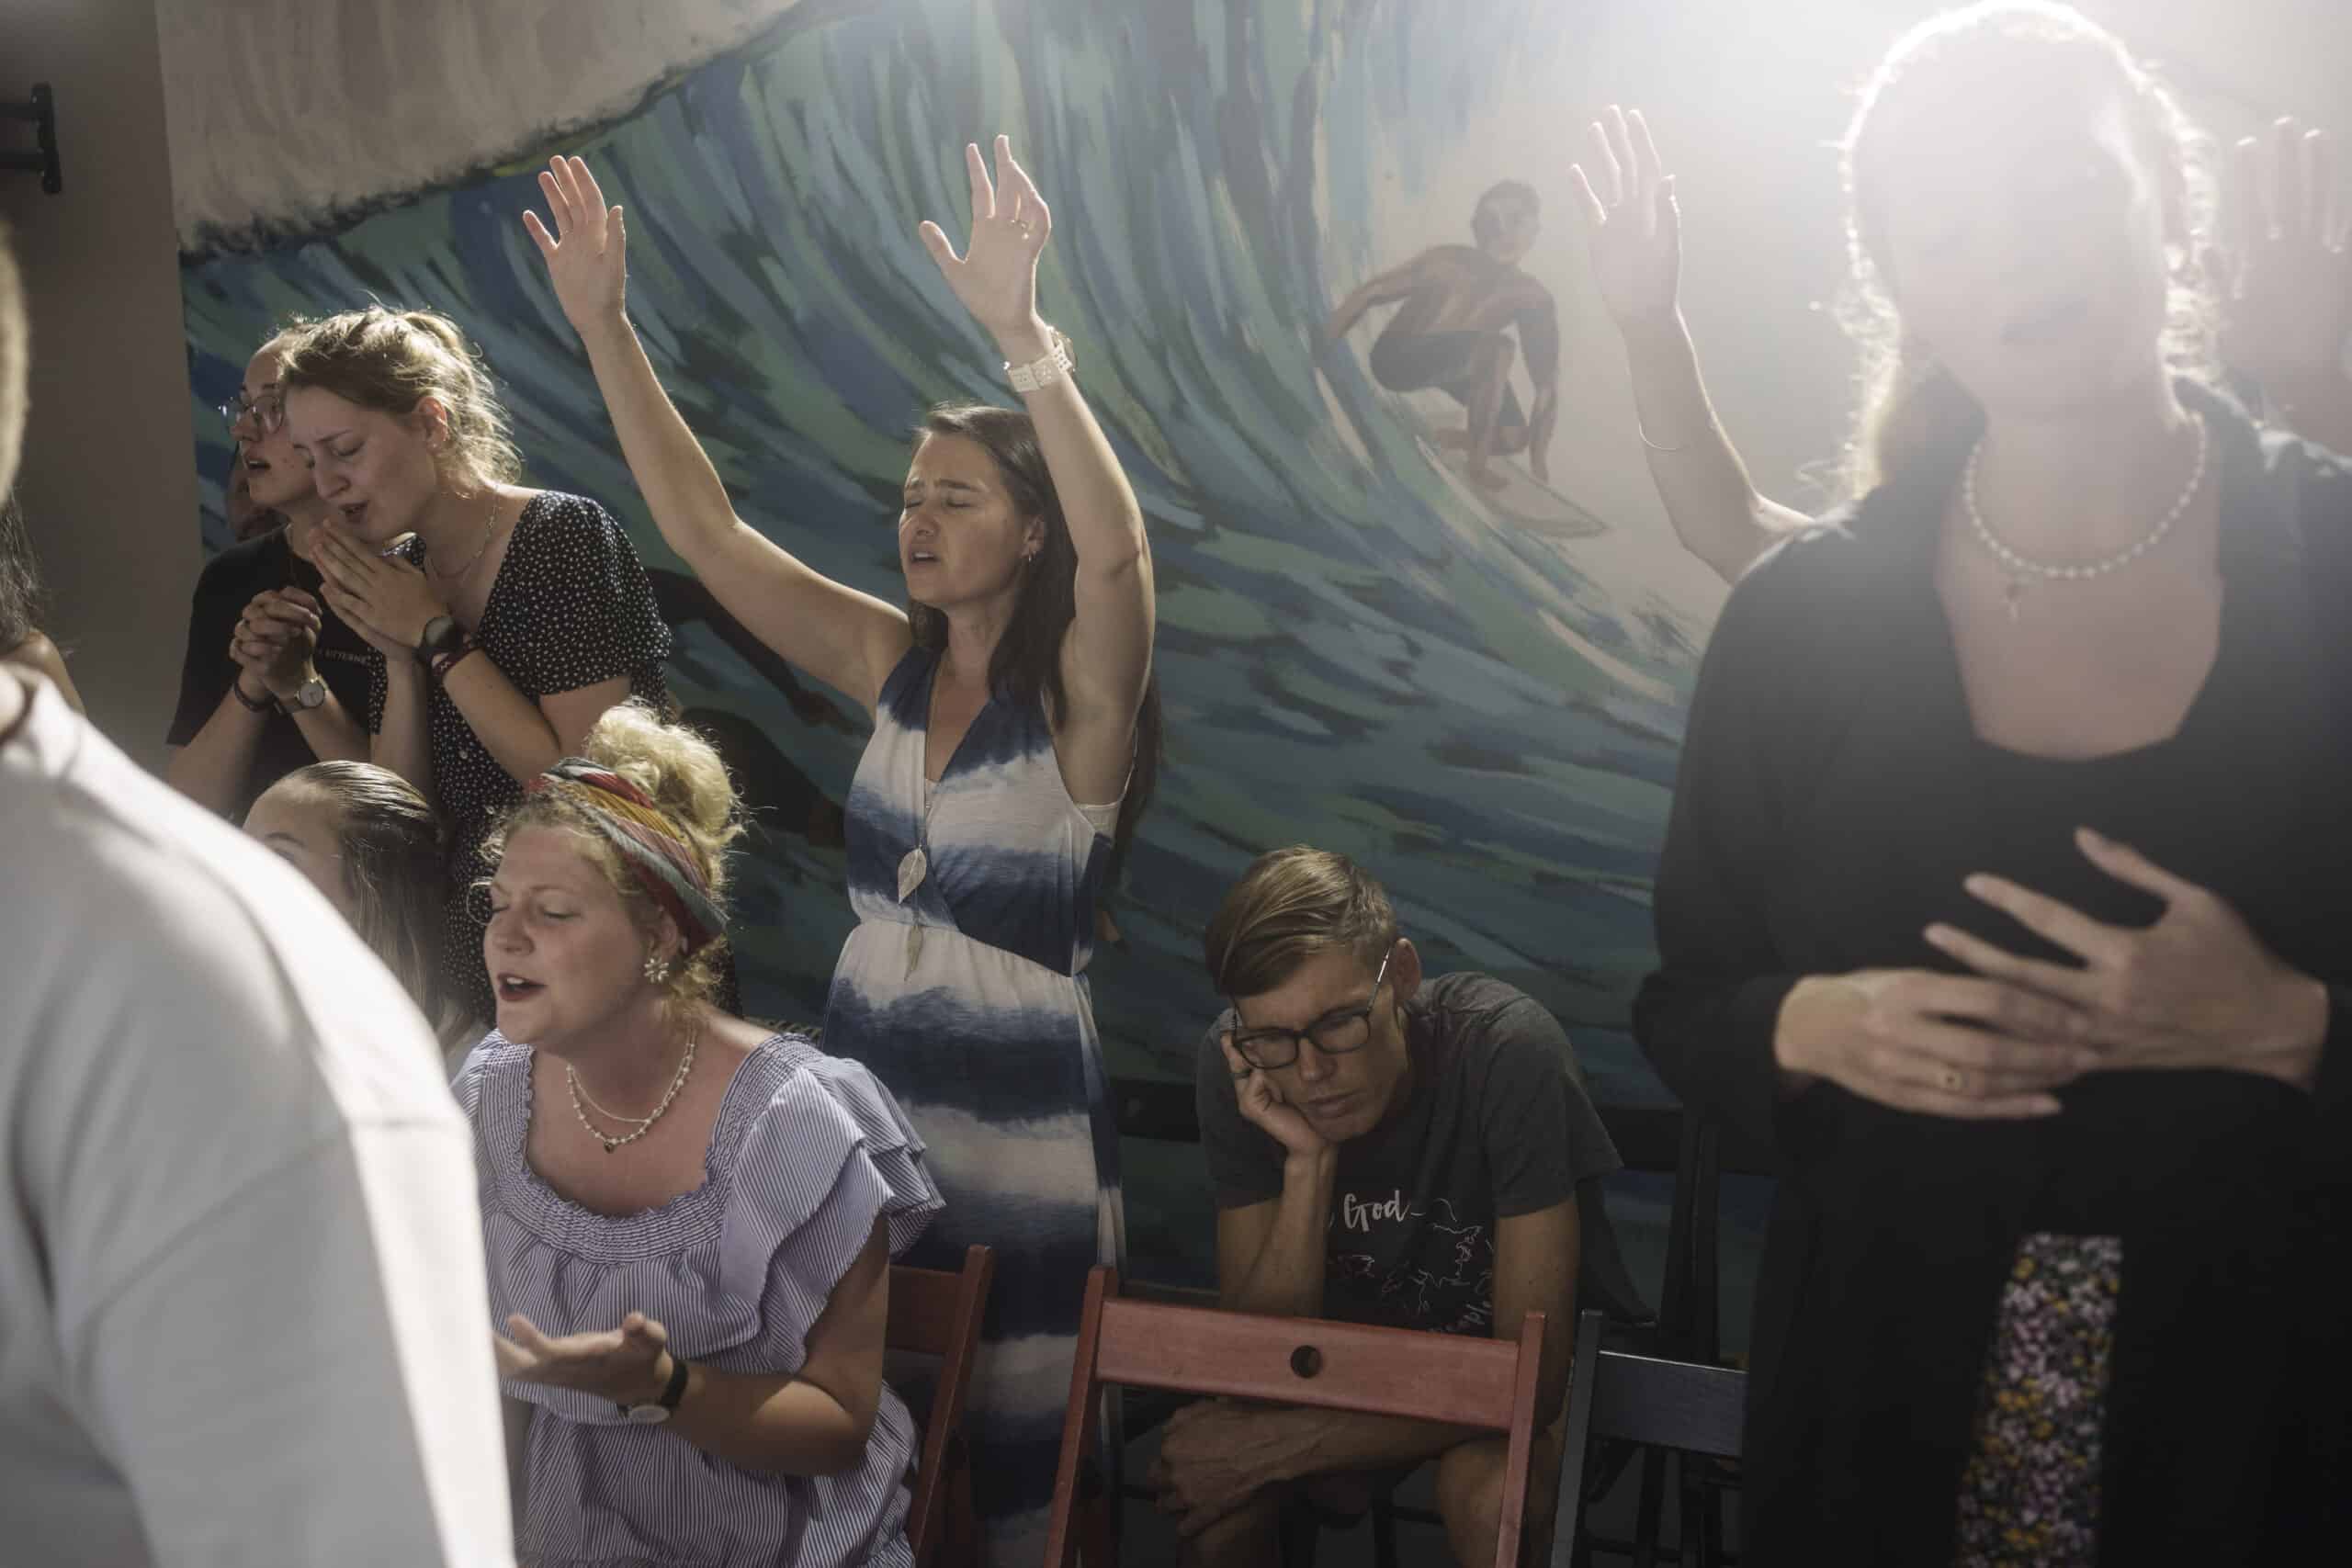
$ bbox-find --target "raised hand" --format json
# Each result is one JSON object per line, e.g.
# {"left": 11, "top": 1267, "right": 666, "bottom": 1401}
{"left": 229, "top": 587, "right": 322, "bottom": 699}
{"left": 919, "top": 135, "right": 1051, "bottom": 347}
{"left": 1925, "top": 828, "right": 2329, "bottom": 1089}
{"left": 496, "top": 1309, "right": 674, "bottom": 1406}
{"left": 2215, "top": 118, "right": 2349, "bottom": 391}
{"left": 1569, "top": 106, "right": 1682, "bottom": 334}
{"left": 524, "top": 155, "right": 629, "bottom": 339}
{"left": 1219, "top": 1034, "right": 1329, "bottom": 1159}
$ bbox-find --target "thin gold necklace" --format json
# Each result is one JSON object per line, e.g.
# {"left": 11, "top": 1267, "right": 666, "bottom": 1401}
{"left": 426, "top": 491, "right": 502, "bottom": 581}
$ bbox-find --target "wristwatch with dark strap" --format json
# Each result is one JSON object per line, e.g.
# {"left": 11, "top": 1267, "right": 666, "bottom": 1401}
{"left": 413, "top": 615, "right": 467, "bottom": 667}
{"left": 617, "top": 1353, "right": 691, "bottom": 1425}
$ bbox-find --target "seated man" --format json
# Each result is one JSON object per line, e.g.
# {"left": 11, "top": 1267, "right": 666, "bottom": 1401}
{"left": 1155, "top": 846, "right": 1645, "bottom": 1566}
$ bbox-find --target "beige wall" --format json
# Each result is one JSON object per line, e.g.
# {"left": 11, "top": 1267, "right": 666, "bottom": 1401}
{"left": 3, "top": 0, "right": 195, "bottom": 772}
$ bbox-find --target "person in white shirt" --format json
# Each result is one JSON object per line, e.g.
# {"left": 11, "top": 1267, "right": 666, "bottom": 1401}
{"left": 0, "top": 229, "right": 514, "bottom": 1568}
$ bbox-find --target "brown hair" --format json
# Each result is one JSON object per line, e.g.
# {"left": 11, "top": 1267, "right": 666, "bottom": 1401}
{"left": 1834, "top": 0, "right": 2219, "bottom": 500}
{"left": 908, "top": 403, "right": 1163, "bottom": 886}
{"left": 1204, "top": 846, "right": 1397, "bottom": 999}
{"left": 277, "top": 762, "right": 451, "bottom": 1025}
{"left": 481, "top": 703, "right": 745, "bottom": 1010}
{"left": 276, "top": 305, "right": 524, "bottom": 490}
{"left": 0, "top": 226, "right": 24, "bottom": 496}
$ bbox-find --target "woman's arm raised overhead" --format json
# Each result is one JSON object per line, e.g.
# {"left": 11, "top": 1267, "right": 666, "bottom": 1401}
{"left": 919, "top": 137, "right": 1155, "bottom": 797}
{"left": 525, "top": 156, "right": 911, "bottom": 715}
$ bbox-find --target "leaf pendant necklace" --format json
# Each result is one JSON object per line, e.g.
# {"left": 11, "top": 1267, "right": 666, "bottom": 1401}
{"left": 899, "top": 772, "right": 941, "bottom": 973}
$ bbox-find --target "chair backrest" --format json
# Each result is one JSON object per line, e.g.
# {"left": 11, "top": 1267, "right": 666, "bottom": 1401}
{"left": 888, "top": 1245, "right": 996, "bottom": 1568}
{"left": 1552, "top": 1309, "right": 1746, "bottom": 1564}
{"left": 1045, "top": 1266, "right": 1547, "bottom": 1568}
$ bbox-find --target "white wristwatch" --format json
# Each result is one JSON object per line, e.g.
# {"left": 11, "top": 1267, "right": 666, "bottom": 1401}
{"left": 1005, "top": 329, "right": 1075, "bottom": 393}
{"left": 617, "top": 1353, "right": 690, "bottom": 1425}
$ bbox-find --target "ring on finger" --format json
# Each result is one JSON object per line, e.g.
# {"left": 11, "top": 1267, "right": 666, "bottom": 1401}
{"left": 1939, "top": 1066, "right": 1967, "bottom": 1093}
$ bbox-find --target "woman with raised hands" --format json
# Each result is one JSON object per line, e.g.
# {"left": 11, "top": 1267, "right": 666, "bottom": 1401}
{"left": 526, "top": 141, "right": 1160, "bottom": 1561}
{"left": 278, "top": 306, "right": 674, "bottom": 1027}
{"left": 1632, "top": 4, "right": 2352, "bottom": 1561}
{"left": 460, "top": 702, "right": 942, "bottom": 1568}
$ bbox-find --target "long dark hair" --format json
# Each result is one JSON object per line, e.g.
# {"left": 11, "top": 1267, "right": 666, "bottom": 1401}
{"left": 0, "top": 490, "right": 49, "bottom": 656}
{"left": 906, "top": 403, "right": 1163, "bottom": 887}
{"left": 287, "top": 761, "right": 453, "bottom": 1026}
{"left": 1833, "top": 1, "right": 2220, "bottom": 502}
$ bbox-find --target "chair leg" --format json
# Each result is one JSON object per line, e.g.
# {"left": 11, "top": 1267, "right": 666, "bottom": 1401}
{"left": 1630, "top": 1446, "right": 1667, "bottom": 1568}
{"left": 1077, "top": 1459, "right": 1118, "bottom": 1568}
{"left": 1276, "top": 1499, "right": 1321, "bottom": 1568}
{"left": 1371, "top": 1492, "right": 1399, "bottom": 1568}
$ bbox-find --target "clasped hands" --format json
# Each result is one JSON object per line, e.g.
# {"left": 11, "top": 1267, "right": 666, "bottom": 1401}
{"left": 1781, "top": 827, "right": 2328, "bottom": 1119}
{"left": 228, "top": 587, "right": 322, "bottom": 701}
{"left": 310, "top": 524, "right": 451, "bottom": 661}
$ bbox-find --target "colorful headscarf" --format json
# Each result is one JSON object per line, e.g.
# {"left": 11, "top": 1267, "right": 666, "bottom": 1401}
{"left": 526, "top": 758, "right": 726, "bottom": 955}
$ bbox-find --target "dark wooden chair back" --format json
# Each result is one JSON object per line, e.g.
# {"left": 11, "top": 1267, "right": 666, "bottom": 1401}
{"left": 1045, "top": 1265, "right": 1547, "bottom": 1568}
{"left": 888, "top": 1245, "right": 996, "bottom": 1568}
{"left": 1553, "top": 1309, "right": 1746, "bottom": 1566}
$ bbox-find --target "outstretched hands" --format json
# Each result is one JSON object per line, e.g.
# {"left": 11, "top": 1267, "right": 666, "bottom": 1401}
{"left": 1569, "top": 106, "right": 1681, "bottom": 334}
{"left": 496, "top": 1309, "right": 675, "bottom": 1408}
{"left": 919, "top": 134, "right": 1052, "bottom": 346}
{"left": 524, "top": 155, "right": 629, "bottom": 339}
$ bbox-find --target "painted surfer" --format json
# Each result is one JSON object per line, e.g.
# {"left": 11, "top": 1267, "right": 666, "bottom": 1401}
{"left": 1323, "top": 180, "right": 1561, "bottom": 491}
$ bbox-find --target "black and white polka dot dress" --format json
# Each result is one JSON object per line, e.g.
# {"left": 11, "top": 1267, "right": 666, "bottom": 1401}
{"left": 367, "top": 492, "right": 673, "bottom": 1022}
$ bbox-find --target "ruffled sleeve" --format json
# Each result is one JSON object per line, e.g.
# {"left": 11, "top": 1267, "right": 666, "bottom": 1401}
{"left": 705, "top": 1043, "right": 944, "bottom": 1372}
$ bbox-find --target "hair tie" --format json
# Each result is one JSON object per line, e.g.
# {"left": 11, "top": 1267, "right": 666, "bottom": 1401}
{"left": 526, "top": 760, "right": 725, "bottom": 955}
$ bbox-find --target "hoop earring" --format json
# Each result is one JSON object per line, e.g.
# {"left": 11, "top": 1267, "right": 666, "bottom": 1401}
{"left": 643, "top": 952, "right": 673, "bottom": 987}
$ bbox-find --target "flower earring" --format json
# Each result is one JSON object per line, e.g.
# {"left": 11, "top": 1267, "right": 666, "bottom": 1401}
{"left": 643, "top": 952, "right": 673, "bottom": 986}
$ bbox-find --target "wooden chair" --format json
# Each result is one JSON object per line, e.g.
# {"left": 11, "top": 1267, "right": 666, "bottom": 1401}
{"left": 888, "top": 1244, "right": 997, "bottom": 1568}
{"left": 1044, "top": 1265, "right": 1548, "bottom": 1568}
{"left": 1552, "top": 1309, "right": 1747, "bottom": 1568}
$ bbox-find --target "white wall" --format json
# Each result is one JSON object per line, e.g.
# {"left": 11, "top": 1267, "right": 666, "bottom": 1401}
{"left": 2, "top": 0, "right": 196, "bottom": 771}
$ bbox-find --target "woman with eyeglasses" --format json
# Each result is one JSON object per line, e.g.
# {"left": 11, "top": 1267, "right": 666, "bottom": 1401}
{"left": 524, "top": 142, "right": 1161, "bottom": 1562}
{"left": 165, "top": 329, "right": 373, "bottom": 818}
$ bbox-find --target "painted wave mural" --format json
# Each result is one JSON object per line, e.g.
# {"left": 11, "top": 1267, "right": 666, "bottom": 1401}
{"left": 181, "top": 0, "right": 1739, "bottom": 1295}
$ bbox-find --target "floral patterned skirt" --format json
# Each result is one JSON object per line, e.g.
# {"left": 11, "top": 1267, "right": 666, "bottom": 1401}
{"left": 1952, "top": 1232, "right": 2124, "bottom": 1567}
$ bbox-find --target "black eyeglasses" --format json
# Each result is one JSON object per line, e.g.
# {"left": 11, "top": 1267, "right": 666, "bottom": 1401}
{"left": 1229, "top": 945, "right": 1396, "bottom": 1072}
{"left": 218, "top": 386, "right": 285, "bottom": 434}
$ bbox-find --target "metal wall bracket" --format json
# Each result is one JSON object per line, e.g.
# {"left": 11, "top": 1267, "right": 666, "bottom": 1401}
{"left": 1, "top": 84, "right": 62, "bottom": 195}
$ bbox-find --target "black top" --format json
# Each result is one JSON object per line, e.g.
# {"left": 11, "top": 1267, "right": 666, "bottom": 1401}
{"left": 1197, "top": 972, "right": 1649, "bottom": 1333}
{"left": 365, "top": 492, "right": 673, "bottom": 1021}
{"left": 166, "top": 527, "right": 376, "bottom": 818}
{"left": 1634, "top": 383, "right": 2352, "bottom": 1564}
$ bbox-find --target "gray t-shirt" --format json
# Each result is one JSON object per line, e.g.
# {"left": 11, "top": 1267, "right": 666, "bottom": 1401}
{"left": 1197, "top": 971, "right": 1647, "bottom": 1334}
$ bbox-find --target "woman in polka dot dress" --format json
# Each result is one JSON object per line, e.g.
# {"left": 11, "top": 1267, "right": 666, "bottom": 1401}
{"left": 286, "top": 307, "right": 673, "bottom": 1027}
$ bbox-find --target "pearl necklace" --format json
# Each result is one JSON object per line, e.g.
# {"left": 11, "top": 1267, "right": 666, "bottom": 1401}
{"left": 566, "top": 1019, "right": 699, "bottom": 1154}
{"left": 1963, "top": 414, "right": 2209, "bottom": 624}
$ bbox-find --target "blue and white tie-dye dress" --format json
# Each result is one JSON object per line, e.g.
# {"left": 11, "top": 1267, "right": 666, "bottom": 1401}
{"left": 822, "top": 645, "right": 1125, "bottom": 1565}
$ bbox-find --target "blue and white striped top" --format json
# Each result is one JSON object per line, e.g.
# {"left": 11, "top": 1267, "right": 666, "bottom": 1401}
{"left": 455, "top": 1031, "right": 944, "bottom": 1567}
